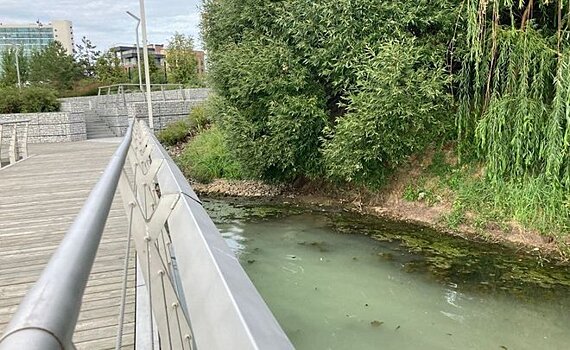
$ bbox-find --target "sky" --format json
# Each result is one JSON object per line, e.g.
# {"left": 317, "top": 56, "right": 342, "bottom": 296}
{"left": 0, "top": 0, "right": 203, "bottom": 51}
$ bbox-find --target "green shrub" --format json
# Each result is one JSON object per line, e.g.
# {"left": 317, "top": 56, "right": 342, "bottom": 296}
{"left": 157, "top": 102, "right": 216, "bottom": 146}
{"left": 0, "top": 86, "right": 60, "bottom": 113}
{"left": 210, "top": 39, "right": 327, "bottom": 180}
{"left": 157, "top": 119, "right": 190, "bottom": 146}
{"left": 323, "top": 39, "right": 452, "bottom": 185}
{"left": 203, "top": 0, "right": 459, "bottom": 183}
{"left": 177, "top": 126, "right": 243, "bottom": 182}
{"left": 0, "top": 87, "right": 22, "bottom": 113}
{"left": 20, "top": 87, "right": 60, "bottom": 112}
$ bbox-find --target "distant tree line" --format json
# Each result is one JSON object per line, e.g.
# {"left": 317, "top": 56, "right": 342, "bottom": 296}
{"left": 0, "top": 33, "right": 204, "bottom": 97}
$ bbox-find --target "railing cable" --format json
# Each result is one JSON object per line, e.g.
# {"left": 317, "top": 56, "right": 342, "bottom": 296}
{"left": 115, "top": 201, "right": 135, "bottom": 350}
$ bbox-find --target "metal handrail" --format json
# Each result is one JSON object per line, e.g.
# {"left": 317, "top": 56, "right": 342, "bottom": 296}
{"left": 0, "top": 120, "right": 134, "bottom": 350}
{"left": 98, "top": 83, "right": 184, "bottom": 96}
{"left": 119, "top": 120, "right": 294, "bottom": 349}
{"left": 0, "top": 118, "right": 294, "bottom": 349}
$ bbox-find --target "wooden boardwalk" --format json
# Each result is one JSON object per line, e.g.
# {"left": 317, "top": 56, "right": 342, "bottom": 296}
{"left": 0, "top": 140, "right": 135, "bottom": 349}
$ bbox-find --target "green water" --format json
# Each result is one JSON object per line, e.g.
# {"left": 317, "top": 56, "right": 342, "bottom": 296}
{"left": 203, "top": 198, "right": 570, "bottom": 350}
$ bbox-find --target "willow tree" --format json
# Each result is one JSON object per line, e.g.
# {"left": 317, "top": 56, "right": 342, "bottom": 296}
{"left": 457, "top": 0, "right": 570, "bottom": 231}
{"left": 458, "top": 0, "right": 569, "bottom": 177}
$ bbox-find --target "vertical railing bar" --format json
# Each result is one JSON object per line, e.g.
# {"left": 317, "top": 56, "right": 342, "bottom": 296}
{"left": 0, "top": 124, "right": 4, "bottom": 168}
{"left": 159, "top": 271, "right": 174, "bottom": 350}
{"left": 173, "top": 306, "right": 186, "bottom": 350}
{"left": 145, "top": 241, "right": 155, "bottom": 350}
{"left": 9, "top": 124, "right": 17, "bottom": 165}
{"left": 115, "top": 202, "right": 135, "bottom": 350}
{"left": 21, "top": 122, "right": 28, "bottom": 159}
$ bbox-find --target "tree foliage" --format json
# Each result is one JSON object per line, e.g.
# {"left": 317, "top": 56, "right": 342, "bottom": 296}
{"left": 323, "top": 39, "right": 452, "bottom": 184}
{"left": 166, "top": 33, "right": 199, "bottom": 86}
{"left": 210, "top": 39, "right": 327, "bottom": 180}
{"left": 202, "top": 0, "right": 460, "bottom": 183}
{"left": 95, "top": 51, "right": 127, "bottom": 84}
{"left": 75, "top": 36, "right": 101, "bottom": 77}
{"left": 28, "top": 41, "right": 80, "bottom": 91}
{"left": 0, "top": 47, "right": 28, "bottom": 87}
{"left": 458, "top": 0, "right": 570, "bottom": 189}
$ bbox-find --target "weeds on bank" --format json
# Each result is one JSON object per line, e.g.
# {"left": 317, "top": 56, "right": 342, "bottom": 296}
{"left": 177, "top": 126, "right": 244, "bottom": 183}
{"left": 403, "top": 150, "right": 570, "bottom": 237}
{"left": 157, "top": 105, "right": 211, "bottom": 146}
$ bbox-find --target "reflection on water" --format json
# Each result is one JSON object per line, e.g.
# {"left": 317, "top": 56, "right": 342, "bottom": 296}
{"left": 205, "top": 198, "right": 570, "bottom": 350}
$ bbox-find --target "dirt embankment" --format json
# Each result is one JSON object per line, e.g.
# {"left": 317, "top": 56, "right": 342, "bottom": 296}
{"left": 192, "top": 177, "right": 567, "bottom": 261}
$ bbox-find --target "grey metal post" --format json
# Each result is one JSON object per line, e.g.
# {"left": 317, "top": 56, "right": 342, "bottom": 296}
{"left": 139, "top": 0, "right": 154, "bottom": 131}
{"left": 0, "top": 122, "right": 134, "bottom": 350}
{"left": 127, "top": 11, "right": 143, "bottom": 92}
{"left": 14, "top": 47, "right": 21, "bottom": 89}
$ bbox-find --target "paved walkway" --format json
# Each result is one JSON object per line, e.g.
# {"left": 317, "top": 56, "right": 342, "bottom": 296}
{"left": 0, "top": 140, "right": 135, "bottom": 349}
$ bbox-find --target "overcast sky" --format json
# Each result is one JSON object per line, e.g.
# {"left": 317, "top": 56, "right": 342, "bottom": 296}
{"left": 0, "top": 0, "right": 203, "bottom": 51}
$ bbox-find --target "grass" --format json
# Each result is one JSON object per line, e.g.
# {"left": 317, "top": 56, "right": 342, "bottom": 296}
{"left": 402, "top": 148, "right": 570, "bottom": 238}
{"left": 177, "top": 126, "right": 244, "bottom": 183}
{"left": 157, "top": 119, "right": 190, "bottom": 146}
{"left": 157, "top": 104, "right": 212, "bottom": 147}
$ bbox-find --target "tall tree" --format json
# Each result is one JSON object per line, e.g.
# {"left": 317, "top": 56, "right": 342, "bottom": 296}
{"left": 95, "top": 50, "right": 127, "bottom": 84}
{"left": 75, "top": 36, "right": 100, "bottom": 77}
{"left": 28, "top": 41, "right": 80, "bottom": 91}
{"left": 166, "top": 33, "right": 199, "bottom": 85}
{"left": 0, "top": 47, "right": 28, "bottom": 87}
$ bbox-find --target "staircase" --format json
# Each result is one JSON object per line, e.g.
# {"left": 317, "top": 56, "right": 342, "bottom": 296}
{"left": 85, "top": 119, "right": 115, "bottom": 139}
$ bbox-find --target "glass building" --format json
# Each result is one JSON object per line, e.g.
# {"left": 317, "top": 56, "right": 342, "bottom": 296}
{"left": 0, "top": 26, "right": 55, "bottom": 56}
{"left": 0, "top": 20, "right": 74, "bottom": 73}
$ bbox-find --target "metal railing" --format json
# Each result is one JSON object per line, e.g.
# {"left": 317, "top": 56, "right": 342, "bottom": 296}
{"left": 0, "top": 117, "right": 294, "bottom": 349}
{"left": 0, "top": 119, "right": 30, "bottom": 169}
{"left": 98, "top": 84, "right": 187, "bottom": 100}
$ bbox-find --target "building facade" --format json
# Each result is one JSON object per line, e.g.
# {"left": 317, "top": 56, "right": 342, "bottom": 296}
{"left": 0, "top": 20, "right": 74, "bottom": 56}
{"left": 111, "top": 44, "right": 206, "bottom": 76}
{"left": 111, "top": 44, "right": 166, "bottom": 69}
{"left": 0, "top": 20, "right": 74, "bottom": 74}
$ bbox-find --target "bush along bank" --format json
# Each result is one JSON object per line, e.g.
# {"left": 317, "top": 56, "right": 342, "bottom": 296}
{"left": 159, "top": 111, "right": 568, "bottom": 259}
{"left": 162, "top": 0, "right": 570, "bottom": 256}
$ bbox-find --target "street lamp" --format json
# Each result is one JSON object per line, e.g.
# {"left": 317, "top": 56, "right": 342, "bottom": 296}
{"left": 138, "top": 0, "right": 154, "bottom": 130}
{"left": 126, "top": 11, "right": 143, "bottom": 92}
{"left": 13, "top": 46, "right": 21, "bottom": 90}
{"left": 1, "top": 40, "right": 21, "bottom": 89}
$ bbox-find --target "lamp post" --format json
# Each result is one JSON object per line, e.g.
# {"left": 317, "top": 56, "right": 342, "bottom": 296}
{"left": 126, "top": 11, "right": 143, "bottom": 92}
{"left": 13, "top": 46, "right": 21, "bottom": 90}
{"left": 1, "top": 39, "right": 21, "bottom": 89}
{"left": 138, "top": 0, "right": 154, "bottom": 130}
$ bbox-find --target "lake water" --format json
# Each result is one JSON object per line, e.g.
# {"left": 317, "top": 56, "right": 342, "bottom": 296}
{"left": 203, "top": 198, "right": 570, "bottom": 350}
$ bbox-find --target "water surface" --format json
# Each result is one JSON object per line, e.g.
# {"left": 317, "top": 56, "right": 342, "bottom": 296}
{"left": 203, "top": 198, "right": 570, "bottom": 350}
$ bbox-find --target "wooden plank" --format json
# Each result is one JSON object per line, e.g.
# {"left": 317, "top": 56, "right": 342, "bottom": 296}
{"left": 0, "top": 139, "right": 136, "bottom": 349}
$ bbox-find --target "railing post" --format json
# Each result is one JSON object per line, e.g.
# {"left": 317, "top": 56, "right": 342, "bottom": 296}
{"left": 8, "top": 124, "right": 17, "bottom": 165}
{"left": 0, "top": 124, "right": 3, "bottom": 168}
{"left": 21, "top": 122, "right": 29, "bottom": 159}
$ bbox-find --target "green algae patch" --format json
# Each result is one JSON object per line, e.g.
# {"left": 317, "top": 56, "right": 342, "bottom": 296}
{"left": 203, "top": 197, "right": 570, "bottom": 300}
